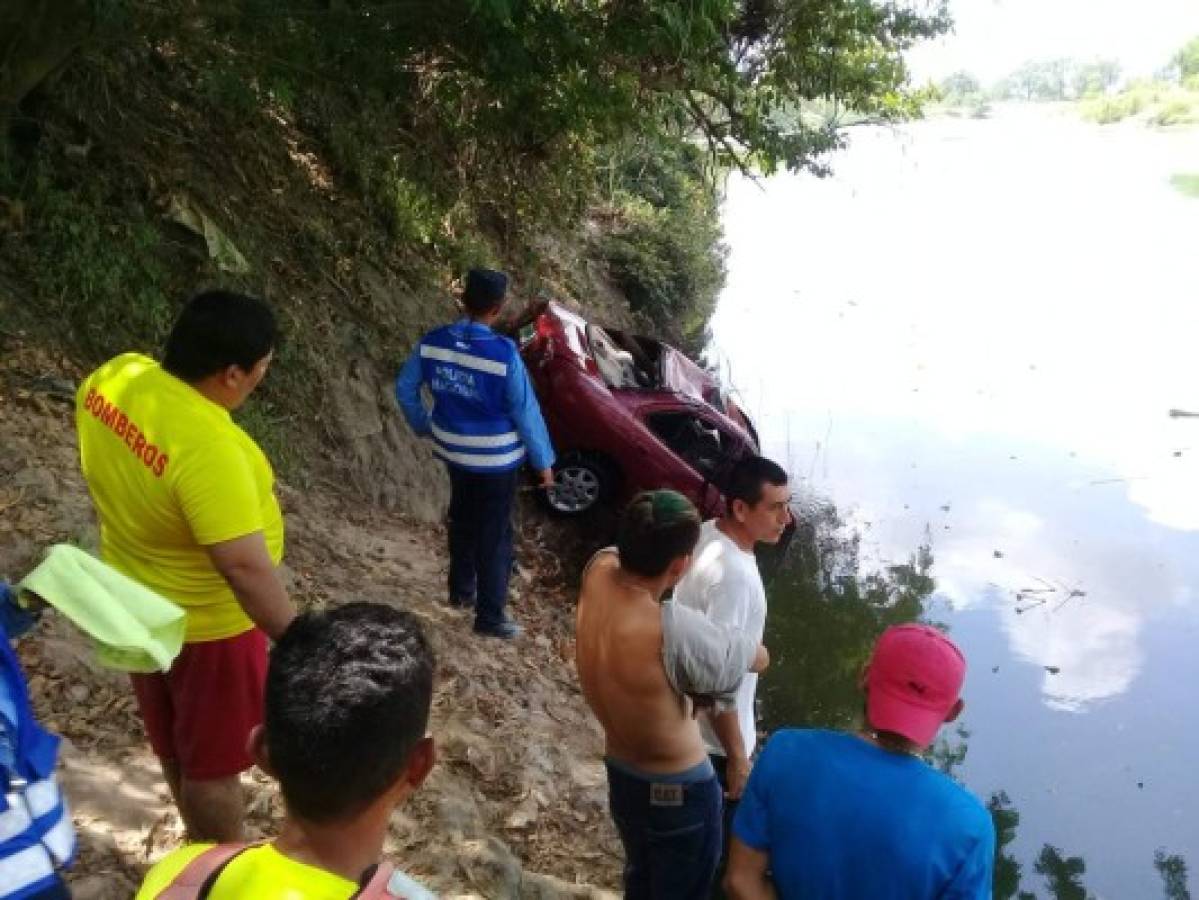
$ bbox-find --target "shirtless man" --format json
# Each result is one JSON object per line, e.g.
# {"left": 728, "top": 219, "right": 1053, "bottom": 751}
{"left": 577, "top": 490, "right": 767, "bottom": 900}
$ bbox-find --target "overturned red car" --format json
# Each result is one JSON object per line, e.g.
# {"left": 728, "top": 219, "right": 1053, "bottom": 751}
{"left": 510, "top": 301, "right": 759, "bottom": 518}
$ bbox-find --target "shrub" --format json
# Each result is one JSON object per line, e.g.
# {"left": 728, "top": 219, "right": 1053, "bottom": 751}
{"left": 1150, "top": 98, "right": 1196, "bottom": 126}
{"left": 1169, "top": 174, "right": 1199, "bottom": 199}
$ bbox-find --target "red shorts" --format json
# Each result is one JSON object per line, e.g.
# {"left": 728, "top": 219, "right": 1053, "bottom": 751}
{"left": 131, "top": 627, "right": 268, "bottom": 780}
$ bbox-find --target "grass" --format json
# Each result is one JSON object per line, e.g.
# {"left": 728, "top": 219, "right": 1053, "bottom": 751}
{"left": 1169, "top": 174, "right": 1199, "bottom": 199}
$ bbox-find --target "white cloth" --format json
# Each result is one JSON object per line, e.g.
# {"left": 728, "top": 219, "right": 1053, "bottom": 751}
{"left": 660, "top": 600, "right": 757, "bottom": 710}
{"left": 673, "top": 519, "right": 767, "bottom": 757}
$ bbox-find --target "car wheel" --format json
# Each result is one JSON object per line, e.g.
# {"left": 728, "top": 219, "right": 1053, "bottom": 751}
{"left": 543, "top": 456, "right": 612, "bottom": 517}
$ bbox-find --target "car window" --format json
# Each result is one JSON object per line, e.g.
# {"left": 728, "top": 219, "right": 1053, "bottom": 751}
{"left": 645, "top": 411, "right": 739, "bottom": 485}
{"left": 564, "top": 322, "right": 587, "bottom": 358}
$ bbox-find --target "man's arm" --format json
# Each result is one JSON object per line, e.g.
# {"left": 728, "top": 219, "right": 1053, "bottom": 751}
{"left": 751, "top": 642, "right": 769, "bottom": 673}
{"left": 702, "top": 578, "right": 764, "bottom": 798}
{"left": 395, "top": 349, "right": 432, "bottom": 436}
{"left": 504, "top": 352, "right": 555, "bottom": 484}
{"left": 725, "top": 839, "right": 777, "bottom": 900}
{"left": 206, "top": 532, "right": 295, "bottom": 640}
{"left": 712, "top": 709, "right": 751, "bottom": 799}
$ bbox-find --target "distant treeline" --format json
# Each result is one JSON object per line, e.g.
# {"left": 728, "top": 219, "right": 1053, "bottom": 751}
{"left": 933, "top": 36, "right": 1199, "bottom": 126}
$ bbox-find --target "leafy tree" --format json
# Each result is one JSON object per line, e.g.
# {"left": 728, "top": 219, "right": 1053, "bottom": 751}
{"left": 757, "top": 507, "right": 936, "bottom": 732}
{"left": 9, "top": 0, "right": 951, "bottom": 180}
{"left": 1155, "top": 849, "right": 1192, "bottom": 900}
{"left": 1071, "top": 59, "right": 1121, "bottom": 97}
{"left": 988, "top": 792, "right": 1025, "bottom": 900}
{"left": 1008, "top": 58, "right": 1072, "bottom": 101}
{"left": 1035, "top": 844, "right": 1092, "bottom": 900}
{"left": 1172, "top": 36, "right": 1199, "bottom": 82}
{"left": 940, "top": 70, "right": 981, "bottom": 101}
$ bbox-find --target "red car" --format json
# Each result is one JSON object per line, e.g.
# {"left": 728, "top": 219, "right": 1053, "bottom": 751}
{"left": 511, "top": 301, "right": 759, "bottom": 517}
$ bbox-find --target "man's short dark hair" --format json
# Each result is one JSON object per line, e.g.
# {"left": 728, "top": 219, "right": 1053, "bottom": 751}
{"left": 265, "top": 602, "right": 435, "bottom": 823}
{"left": 725, "top": 455, "right": 788, "bottom": 508}
{"left": 617, "top": 490, "right": 701, "bottom": 577}
{"left": 461, "top": 268, "right": 508, "bottom": 315}
{"left": 162, "top": 290, "right": 277, "bottom": 381}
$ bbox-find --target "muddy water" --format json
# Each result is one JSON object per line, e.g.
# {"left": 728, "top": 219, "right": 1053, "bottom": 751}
{"left": 710, "top": 107, "right": 1199, "bottom": 898}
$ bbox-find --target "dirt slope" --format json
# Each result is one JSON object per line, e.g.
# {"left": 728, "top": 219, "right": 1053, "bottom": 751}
{"left": 0, "top": 342, "right": 623, "bottom": 898}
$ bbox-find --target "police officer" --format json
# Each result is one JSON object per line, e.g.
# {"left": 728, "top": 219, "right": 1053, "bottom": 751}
{"left": 1, "top": 585, "right": 75, "bottom": 900}
{"left": 396, "top": 269, "right": 555, "bottom": 639}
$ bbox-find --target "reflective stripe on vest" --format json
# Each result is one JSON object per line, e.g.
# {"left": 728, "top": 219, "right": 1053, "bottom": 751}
{"left": 419, "top": 323, "right": 525, "bottom": 472}
{"left": 0, "top": 776, "right": 73, "bottom": 897}
{"left": 1, "top": 623, "right": 74, "bottom": 900}
{"left": 430, "top": 423, "right": 519, "bottom": 449}
{"left": 0, "top": 775, "right": 73, "bottom": 845}
{"left": 0, "top": 843, "right": 57, "bottom": 896}
{"left": 419, "top": 345, "right": 508, "bottom": 376}
{"left": 434, "top": 444, "right": 526, "bottom": 469}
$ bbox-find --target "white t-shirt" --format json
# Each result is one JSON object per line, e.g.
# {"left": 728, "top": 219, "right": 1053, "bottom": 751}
{"left": 673, "top": 519, "right": 767, "bottom": 758}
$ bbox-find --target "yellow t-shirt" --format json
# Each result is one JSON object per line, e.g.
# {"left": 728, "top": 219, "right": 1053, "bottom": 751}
{"left": 76, "top": 353, "right": 284, "bottom": 642}
{"left": 135, "top": 843, "right": 357, "bottom": 899}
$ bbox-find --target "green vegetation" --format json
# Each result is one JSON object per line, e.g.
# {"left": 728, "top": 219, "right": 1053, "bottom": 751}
{"left": 1, "top": 0, "right": 949, "bottom": 463}
{"left": 1170, "top": 174, "right": 1199, "bottom": 198}
{"left": 4, "top": 0, "right": 949, "bottom": 352}
{"left": 757, "top": 505, "right": 936, "bottom": 733}
{"left": 933, "top": 71, "right": 991, "bottom": 118}
{"left": 936, "top": 37, "right": 1199, "bottom": 128}
{"left": 596, "top": 140, "right": 727, "bottom": 352}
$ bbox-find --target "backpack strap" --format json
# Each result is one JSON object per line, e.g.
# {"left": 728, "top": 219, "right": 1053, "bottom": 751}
{"left": 154, "top": 844, "right": 252, "bottom": 900}
{"left": 354, "top": 862, "right": 397, "bottom": 899}
{"left": 354, "top": 861, "right": 435, "bottom": 899}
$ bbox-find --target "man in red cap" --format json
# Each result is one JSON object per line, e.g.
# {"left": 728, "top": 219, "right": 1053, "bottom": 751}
{"left": 724, "top": 624, "right": 995, "bottom": 899}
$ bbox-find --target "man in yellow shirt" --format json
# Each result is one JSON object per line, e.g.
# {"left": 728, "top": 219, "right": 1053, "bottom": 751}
{"left": 135, "top": 603, "right": 437, "bottom": 900}
{"left": 76, "top": 290, "right": 296, "bottom": 843}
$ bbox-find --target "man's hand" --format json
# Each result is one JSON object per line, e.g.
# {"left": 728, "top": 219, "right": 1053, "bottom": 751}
{"left": 206, "top": 532, "right": 296, "bottom": 640}
{"left": 689, "top": 694, "right": 717, "bottom": 718}
{"left": 725, "top": 839, "right": 777, "bottom": 900}
{"left": 538, "top": 468, "right": 555, "bottom": 488}
{"left": 712, "top": 708, "right": 750, "bottom": 799}
{"left": 751, "top": 643, "right": 770, "bottom": 674}
{"left": 725, "top": 754, "right": 751, "bottom": 800}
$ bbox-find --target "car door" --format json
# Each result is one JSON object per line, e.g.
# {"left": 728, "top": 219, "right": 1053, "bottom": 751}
{"left": 641, "top": 407, "right": 751, "bottom": 516}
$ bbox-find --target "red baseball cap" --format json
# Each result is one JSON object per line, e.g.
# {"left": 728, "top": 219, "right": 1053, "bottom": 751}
{"left": 865, "top": 624, "right": 966, "bottom": 748}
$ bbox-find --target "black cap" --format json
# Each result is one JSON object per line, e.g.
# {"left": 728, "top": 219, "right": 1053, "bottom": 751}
{"left": 462, "top": 268, "right": 508, "bottom": 313}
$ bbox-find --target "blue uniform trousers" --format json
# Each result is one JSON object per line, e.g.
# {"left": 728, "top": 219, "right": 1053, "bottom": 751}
{"left": 446, "top": 465, "right": 519, "bottom": 628}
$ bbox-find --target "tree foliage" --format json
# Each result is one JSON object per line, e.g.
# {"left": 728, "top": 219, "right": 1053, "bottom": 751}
{"left": 2, "top": 0, "right": 951, "bottom": 380}
{"left": 1172, "top": 36, "right": 1199, "bottom": 82}
{"left": 1071, "top": 60, "right": 1121, "bottom": 97}
{"left": 939, "top": 70, "right": 981, "bottom": 101}
{"left": 988, "top": 792, "right": 1025, "bottom": 900}
{"left": 1035, "top": 845, "right": 1092, "bottom": 900}
{"left": 1155, "top": 850, "right": 1193, "bottom": 900}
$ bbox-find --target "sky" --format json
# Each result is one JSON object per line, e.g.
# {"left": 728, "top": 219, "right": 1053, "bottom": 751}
{"left": 906, "top": 0, "right": 1199, "bottom": 84}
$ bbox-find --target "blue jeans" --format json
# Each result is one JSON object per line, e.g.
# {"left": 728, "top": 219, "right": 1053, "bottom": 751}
{"left": 605, "top": 757, "right": 723, "bottom": 900}
{"left": 446, "top": 465, "right": 518, "bottom": 628}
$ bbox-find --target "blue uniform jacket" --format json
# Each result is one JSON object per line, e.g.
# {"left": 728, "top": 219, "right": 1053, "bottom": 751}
{"left": 395, "top": 319, "right": 555, "bottom": 474}
{"left": 1, "top": 596, "right": 76, "bottom": 899}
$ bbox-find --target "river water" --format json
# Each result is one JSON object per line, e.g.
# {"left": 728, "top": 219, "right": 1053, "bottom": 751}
{"left": 709, "top": 106, "right": 1199, "bottom": 898}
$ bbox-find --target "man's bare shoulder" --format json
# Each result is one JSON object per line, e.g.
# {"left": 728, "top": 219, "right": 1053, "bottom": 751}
{"left": 583, "top": 547, "right": 619, "bottom": 578}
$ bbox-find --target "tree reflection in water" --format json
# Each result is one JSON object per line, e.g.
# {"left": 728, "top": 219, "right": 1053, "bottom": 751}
{"left": 756, "top": 501, "right": 1192, "bottom": 899}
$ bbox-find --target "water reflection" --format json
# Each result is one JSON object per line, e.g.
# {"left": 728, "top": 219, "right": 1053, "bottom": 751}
{"left": 760, "top": 507, "right": 1193, "bottom": 900}
{"left": 758, "top": 500, "right": 934, "bottom": 733}
{"left": 1155, "top": 851, "right": 1193, "bottom": 900}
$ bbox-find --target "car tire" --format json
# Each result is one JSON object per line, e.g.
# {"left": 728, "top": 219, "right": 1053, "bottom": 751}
{"left": 541, "top": 454, "right": 615, "bottom": 517}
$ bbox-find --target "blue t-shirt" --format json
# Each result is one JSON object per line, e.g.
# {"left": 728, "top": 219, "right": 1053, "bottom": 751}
{"left": 733, "top": 729, "right": 995, "bottom": 899}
